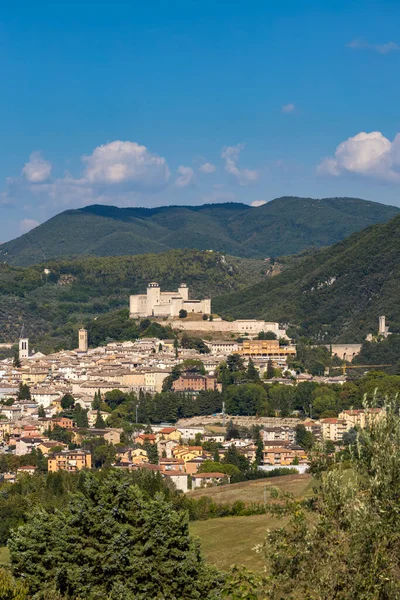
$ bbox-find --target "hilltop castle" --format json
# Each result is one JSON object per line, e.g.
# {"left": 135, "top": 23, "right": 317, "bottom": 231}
{"left": 129, "top": 282, "right": 211, "bottom": 318}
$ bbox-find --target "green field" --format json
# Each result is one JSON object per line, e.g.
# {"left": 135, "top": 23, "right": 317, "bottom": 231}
{"left": 0, "top": 547, "right": 10, "bottom": 566}
{"left": 188, "top": 473, "right": 315, "bottom": 504}
{"left": 190, "top": 513, "right": 286, "bottom": 571}
{"left": 188, "top": 474, "right": 316, "bottom": 571}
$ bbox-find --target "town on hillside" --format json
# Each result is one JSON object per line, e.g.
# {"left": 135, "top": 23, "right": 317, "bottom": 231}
{"left": 0, "top": 283, "right": 391, "bottom": 489}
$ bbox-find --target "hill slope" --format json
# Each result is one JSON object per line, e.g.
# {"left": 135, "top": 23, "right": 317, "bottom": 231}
{"left": 213, "top": 214, "right": 400, "bottom": 343}
{"left": 0, "top": 249, "right": 264, "bottom": 352}
{"left": 2, "top": 197, "right": 399, "bottom": 266}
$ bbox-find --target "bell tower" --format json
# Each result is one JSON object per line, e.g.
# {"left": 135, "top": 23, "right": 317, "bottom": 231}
{"left": 79, "top": 328, "right": 88, "bottom": 352}
{"left": 19, "top": 325, "right": 29, "bottom": 360}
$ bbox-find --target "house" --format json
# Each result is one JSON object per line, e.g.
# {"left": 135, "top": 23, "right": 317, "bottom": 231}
{"left": 156, "top": 427, "right": 182, "bottom": 442}
{"left": 31, "top": 388, "right": 60, "bottom": 408}
{"left": 0, "top": 406, "right": 23, "bottom": 421}
{"left": 202, "top": 433, "right": 225, "bottom": 444}
{"left": 176, "top": 426, "right": 205, "bottom": 441}
{"left": 130, "top": 448, "right": 149, "bottom": 465}
{"left": 184, "top": 457, "right": 206, "bottom": 475}
{"left": 157, "top": 438, "right": 180, "bottom": 458}
{"left": 17, "top": 465, "right": 36, "bottom": 476}
{"left": 159, "top": 457, "right": 185, "bottom": 473}
{"left": 38, "top": 441, "right": 67, "bottom": 455}
{"left": 173, "top": 446, "right": 204, "bottom": 463}
{"left": 72, "top": 428, "right": 122, "bottom": 445}
{"left": 50, "top": 417, "right": 74, "bottom": 430}
{"left": 262, "top": 446, "right": 308, "bottom": 466}
{"left": 191, "top": 472, "right": 229, "bottom": 488}
{"left": 135, "top": 433, "right": 156, "bottom": 446}
{"left": 163, "top": 471, "right": 188, "bottom": 493}
{"left": 15, "top": 437, "right": 43, "bottom": 456}
{"left": 48, "top": 451, "right": 92, "bottom": 472}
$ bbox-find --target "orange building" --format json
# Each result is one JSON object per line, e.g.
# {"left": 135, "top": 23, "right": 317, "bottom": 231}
{"left": 48, "top": 451, "right": 92, "bottom": 472}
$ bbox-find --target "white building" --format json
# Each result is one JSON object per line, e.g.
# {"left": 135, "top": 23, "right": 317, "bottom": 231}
{"left": 129, "top": 282, "right": 211, "bottom": 318}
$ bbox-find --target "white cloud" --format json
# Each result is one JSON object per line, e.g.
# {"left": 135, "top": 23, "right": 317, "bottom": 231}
{"left": 20, "top": 219, "right": 40, "bottom": 234}
{"left": 221, "top": 144, "right": 258, "bottom": 185}
{"left": 251, "top": 200, "right": 267, "bottom": 207}
{"left": 82, "top": 140, "right": 170, "bottom": 189}
{"left": 281, "top": 103, "right": 295, "bottom": 113}
{"left": 346, "top": 39, "right": 399, "bottom": 54}
{"left": 22, "top": 152, "right": 52, "bottom": 183}
{"left": 174, "top": 165, "right": 195, "bottom": 188}
{"left": 317, "top": 131, "right": 400, "bottom": 182}
{"left": 198, "top": 162, "right": 216, "bottom": 173}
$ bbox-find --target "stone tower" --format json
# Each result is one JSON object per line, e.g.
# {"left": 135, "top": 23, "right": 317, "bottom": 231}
{"left": 19, "top": 325, "right": 29, "bottom": 360}
{"left": 78, "top": 328, "right": 88, "bottom": 352}
{"left": 146, "top": 282, "right": 160, "bottom": 316}
{"left": 379, "top": 316, "right": 386, "bottom": 336}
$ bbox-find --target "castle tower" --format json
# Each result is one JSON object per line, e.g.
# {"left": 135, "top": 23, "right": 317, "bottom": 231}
{"left": 78, "top": 328, "right": 88, "bottom": 352}
{"left": 19, "top": 325, "right": 29, "bottom": 360}
{"left": 178, "top": 283, "right": 189, "bottom": 301}
{"left": 146, "top": 282, "right": 160, "bottom": 316}
{"left": 379, "top": 316, "right": 386, "bottom": 336}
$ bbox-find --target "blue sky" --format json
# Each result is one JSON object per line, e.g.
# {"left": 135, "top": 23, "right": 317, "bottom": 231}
{"left": 1, "top": 0, "right": 400, "bottom": 241}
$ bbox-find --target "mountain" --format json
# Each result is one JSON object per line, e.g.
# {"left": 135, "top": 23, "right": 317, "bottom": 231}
{"left": 0, "top": 249, "right": 265, "bottom": 352}
{"left": 2, "top": 197, "right": 399, "bottom": 266}
{"left": 213, "top": 214, "right": 400, "bottom": 343}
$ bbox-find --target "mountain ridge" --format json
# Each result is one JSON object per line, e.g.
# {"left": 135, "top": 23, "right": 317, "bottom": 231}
{"left": 213, "top": 213, "right": 400, "bottom": 343}
{"left": 2, "top": 196, "right": 399, "bottom": 266}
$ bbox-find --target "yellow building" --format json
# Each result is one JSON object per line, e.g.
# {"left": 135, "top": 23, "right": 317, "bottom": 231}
{"left": 156, "top": 427, "right": 182, "bottom": 442}
{"left": 320, "top": 418, "right": 348, "bottom": 442}
{"left": 239, "top": 339, "right": 296, "bottom": 358}
{"left": 338, "top": 408, "right": 383, "bottom": 429}
{"left": 48, "top": 451, "right": 92, "bottom": 472}
{"left": 172, "top": 446, "right": 203, "bottom": 463}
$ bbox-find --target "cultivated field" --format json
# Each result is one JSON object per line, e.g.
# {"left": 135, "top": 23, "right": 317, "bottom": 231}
{"left": 188, "top": 473, "right": 315, "bottom": 504}
{"left": 190, "top": 513, "right": 287, "bottom": 571}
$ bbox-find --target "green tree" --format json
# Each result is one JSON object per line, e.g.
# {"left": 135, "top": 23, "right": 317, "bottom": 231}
{"left": 17, "top": 384, "right": 30, "bottom": 401}
{"left": 246, "top": 358, "right": 260, "bottom": 382}
{"left": 255, "top": 432, "right": 264, "bottom": 466}
{"left": 245, "top": 402, "right": 400, "bottom": 599}
{"left": 295, "top": 424, "right": 314, "bottom": 450}
{"left": 179, "top": 309, "right": 188, "bottom": 318}
{"left": 9, "top": 471, "right": 221, "bottom": 599}
{"left": 266, "top": 359, "right": 275, "bottom": 379}
{"left": 258, "top": 330, "right": 277, "bottom": 340}
{"left": 94, "top": 411, "right": 106, "bottom": 429}
{"left": 93, "top": 443, "right": 116, "bottom": 468}
{"left": 38, "top": 405, "right": 46, "bottom": 418}
{"left": 0, "top": 568, "right": 28, "bottom": 599}
{"left": 60, "top": 394, "right": 75, "bottom": 410}
{"left": 13, "top": 352, "right": 21, "bottom": 369}
{"left": 144, "top": 440, "right": 159, "bottom": 464}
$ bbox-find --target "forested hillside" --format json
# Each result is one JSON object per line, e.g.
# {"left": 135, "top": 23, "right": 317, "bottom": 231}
{"left": 2, "top": 196, "right": 398, "bottom": 266}
{"left": 0, "top": 249, "right": 265, "bottom": 352}
{"left": 213, "top": 214, "right": 400, "bottom": 343}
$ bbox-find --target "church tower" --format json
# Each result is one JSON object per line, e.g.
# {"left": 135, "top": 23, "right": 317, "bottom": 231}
{"left": 19, "top": 325, "right": 29, "bottom": 360}
{"left": 78, "top": 328, "right": 88, "bottom": 352}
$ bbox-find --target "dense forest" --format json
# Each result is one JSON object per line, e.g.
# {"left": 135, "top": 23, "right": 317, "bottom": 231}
{"left": 2, "top": 196, "right": 398, "bottom": 266}
{"left": 214, "top": 213, "right": 400, "bottom": 342}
